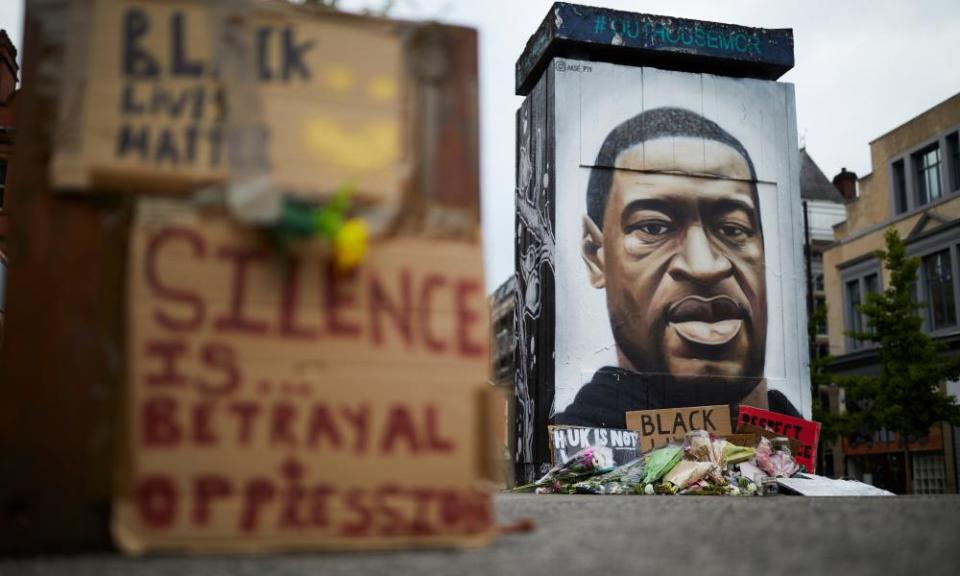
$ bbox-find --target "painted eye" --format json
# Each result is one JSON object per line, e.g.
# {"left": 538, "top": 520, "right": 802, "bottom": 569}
{"left": 631, "top": 221, "right": 673, "bottom": 236}
{"left": 717, "top": 223, "right": 751, "bottom": 239}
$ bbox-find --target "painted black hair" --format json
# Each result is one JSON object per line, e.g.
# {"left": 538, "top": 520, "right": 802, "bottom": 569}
{"left": 586, "top": 107, "right": 759, "bottom": 229}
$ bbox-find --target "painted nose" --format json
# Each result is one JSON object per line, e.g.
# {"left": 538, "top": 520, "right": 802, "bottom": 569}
{"left": 668, "top": 225, "right": 733, "bottom": 285}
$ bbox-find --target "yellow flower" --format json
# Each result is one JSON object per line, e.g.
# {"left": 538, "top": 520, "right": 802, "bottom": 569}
{"left": 333, "top": 218, "right": 369, "bottom": 272}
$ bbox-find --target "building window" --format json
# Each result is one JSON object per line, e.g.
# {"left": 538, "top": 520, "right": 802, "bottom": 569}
{"left": 815, "top": 343, "right": 829, "bottom": 359}
{"left": 863, "top": 272, "right": 879, "bottom": 297}
{"left": 846, "top": 278, "right": 862, "bottom": 331}
{"left": 815, "top": 295, "right": 827, "bottom": 336}
{"left": 891, "top": 127, "right": 960, "bottom": 214}
{"left": 814, "top": 273, "right": 824, "bottom": 292}
{"left": 913, "top": 453, "right": 946, "bottom": 495}
{"left": 844, "top": 268, "right": 882, "bottom": 350}
{"left": 922, "top": 249, "right": 956, "bottom": 330}
{"left": 846, "top": 279, "right": 863, "bottom": 339}
{"left": 862, "top": 273, "right": 880, "bottom": 337}
{"left": 948, "top": 132, "right": 960, "bottom": 193}
{"left": 892, "top": 159, "right": 908, "bottom": 215}
{"left": 915, "top": 145, "right": 942, "bottom": 205}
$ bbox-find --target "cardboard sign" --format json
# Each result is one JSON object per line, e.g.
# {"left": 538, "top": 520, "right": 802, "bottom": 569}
{"left": 737, "top": 405, "right": 820, "bottom": 473}
{"left": 116, "top": 199, "right": 493, "bottom": 552}
{"left": 548, "top": 426, "right": 640, "bottom": 466}
{"left": 53, "top": 0, "right": 407, "bottom": 205}
{"left": 625, "top": 405, "right": 732, "bottom": 451}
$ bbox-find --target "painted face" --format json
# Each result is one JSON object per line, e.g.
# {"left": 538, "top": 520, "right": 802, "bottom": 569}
{"left": 583, "top": 137, "right": 766, "bottom": 379}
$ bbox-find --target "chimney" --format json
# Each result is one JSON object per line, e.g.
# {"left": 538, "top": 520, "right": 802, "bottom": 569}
{"left": 0, "top": 30, "right": 18, "bottom": 103}
{"left": 833, "top": 167, "right": 857, "bottom": 201}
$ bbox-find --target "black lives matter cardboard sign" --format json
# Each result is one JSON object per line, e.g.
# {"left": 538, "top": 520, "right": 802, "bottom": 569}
{"left": 52, "top": 0, "right": 407, "bottom": 205}
{"left": 625, "top": 405, "right": 732, "bottom": 451}
{"left": 548, "top": 426, "right": 640, "bottom": 466}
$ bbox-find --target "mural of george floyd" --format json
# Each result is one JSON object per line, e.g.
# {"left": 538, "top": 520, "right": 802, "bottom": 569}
{"left": 513, "top": 3, "right": 809, "bottom": 482}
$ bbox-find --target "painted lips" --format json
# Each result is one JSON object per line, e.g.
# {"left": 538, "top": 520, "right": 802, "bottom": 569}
{"left": 668, "top": 295, "right": 745, "bottom": 346}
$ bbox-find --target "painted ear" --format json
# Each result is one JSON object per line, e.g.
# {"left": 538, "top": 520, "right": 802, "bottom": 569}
{"left": 581, "top": 214, "right": 605, "bottom": 289}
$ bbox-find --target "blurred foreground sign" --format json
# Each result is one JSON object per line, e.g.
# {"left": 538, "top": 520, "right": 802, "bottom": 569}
{"left": 116, "top": 199, "right": 493, "bottom": 552}
{"left": 52, "top": 0, "right": 407, "bottom": 205}
{"left": 0, "top": 0, "right": 483, "bottom": 553}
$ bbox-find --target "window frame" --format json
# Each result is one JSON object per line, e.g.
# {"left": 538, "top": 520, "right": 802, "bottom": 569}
{"left": 839, "top": 257, "right": 883, "bottom": 351}
{"left": 921, "top": 248, "right": 957, "bottom": 331}
{"left": 947, "top": 132, "right": 960, "bottom": 193}
{"left": 914, "top": 144, "right": 943, "bottom": 205}
{"left": 814, "top": 295, "right": 828, "bottom": 336}
{"left": 889, "top": 125, "right": 960, "bottom": 216}
{"left": 892, "top": 158, "right": 908, "bottom": 215}
{"left": 907, "top": 224, "right": 960, "bottom": 337}
{"left": 814, "top": 272, "right": 825, "bottom": 293}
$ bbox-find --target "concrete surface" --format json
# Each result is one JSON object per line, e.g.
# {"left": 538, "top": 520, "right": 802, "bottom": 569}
{"left": 3, "top": 493, "right": 960, "bottom": 576}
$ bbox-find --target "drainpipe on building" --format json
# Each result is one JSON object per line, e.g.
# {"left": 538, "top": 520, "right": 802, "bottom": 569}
{"left": 803, "top": 200, "right": 815, "bottom": 361}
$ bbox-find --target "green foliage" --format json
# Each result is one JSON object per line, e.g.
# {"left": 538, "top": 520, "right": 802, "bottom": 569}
{"left": 269, "top": 183, "right": 355, "bottom": 246}
{"left": 843, "top": 228, "right": 960, "bottom": 442}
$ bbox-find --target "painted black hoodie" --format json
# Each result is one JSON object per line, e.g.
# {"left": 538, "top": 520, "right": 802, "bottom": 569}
{"left": 555, "top": 366, "right": 800, "bottom": 429}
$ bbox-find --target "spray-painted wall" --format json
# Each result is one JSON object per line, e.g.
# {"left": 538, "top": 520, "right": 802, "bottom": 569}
{"left": 514, "top": 71, "right": 556, "bottom": 483}
{"left": 515, "top": 58, "right": 808, "bottom": 479}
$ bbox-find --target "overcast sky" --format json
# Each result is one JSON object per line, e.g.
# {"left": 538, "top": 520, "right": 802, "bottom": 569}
{"left": 2, "top": 1, "right": 958, "bottom": 291}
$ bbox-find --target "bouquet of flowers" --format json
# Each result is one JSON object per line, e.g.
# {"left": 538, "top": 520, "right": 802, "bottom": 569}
{"left": 756, "top": 437, "right": 800, "bottom": 478}
{"left": 664, "top": 460, "right": 718, "bottom": 491}
{"left": 723, "top": 443, "right": 757, "bottom": 465}
{"left": 683, "top": 430, "right": 714, "bottom": 461}
{"left": 513, "top": 446, "right": 615, "bottom": 493}
{"left": 682, "top": 430, "right": 728, "bottom": 486}
{"left": 573, "top": 456, "right": 647, "bottom": 495}
{"left": 640, "top": 444, "right": 683, "bottom": 486}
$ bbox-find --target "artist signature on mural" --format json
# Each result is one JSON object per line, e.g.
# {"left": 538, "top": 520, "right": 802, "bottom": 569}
{"left": 555, "top": 61, "right": 593, "bottom": 73}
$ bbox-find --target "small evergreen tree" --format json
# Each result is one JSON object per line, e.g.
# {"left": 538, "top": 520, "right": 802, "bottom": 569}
{"left": 844, "top": 228, "right": 960, "bottom": 493}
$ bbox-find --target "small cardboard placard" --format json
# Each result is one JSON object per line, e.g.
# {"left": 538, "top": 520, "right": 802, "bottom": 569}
{"left": 737, "top": 423, "right": 804, "bottom": 458}
{"left": 624, "top": 405, "right": 732, "bottom": 451}
{"left": 737, "top": 405, "right": 820, "bottom": 473}
{"left": 720, "top": 433, "right": 760, "bottom": 447}
{"left": 116, "top": 199, "right": 493, "bottom": 553}
{"left": 548, "top": 426, "right": 640, "bottom": 467}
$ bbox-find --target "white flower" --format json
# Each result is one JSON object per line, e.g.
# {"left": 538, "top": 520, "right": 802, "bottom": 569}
{"left": 592, "top": 447, "right": 614, "bottom": 470}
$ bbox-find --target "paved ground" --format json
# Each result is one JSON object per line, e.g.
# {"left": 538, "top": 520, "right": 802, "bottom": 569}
{"left": 3, "top": 493, "right": 960, "bottom": 576}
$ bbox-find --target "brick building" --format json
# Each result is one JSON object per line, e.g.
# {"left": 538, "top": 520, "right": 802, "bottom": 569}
{"left": 823, "top": 92, "right": 960, "bottom": 493}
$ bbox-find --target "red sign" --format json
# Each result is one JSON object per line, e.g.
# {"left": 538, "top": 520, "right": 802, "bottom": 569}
{"left": 737, "top": 405, "right": 820, "bottom": 473}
